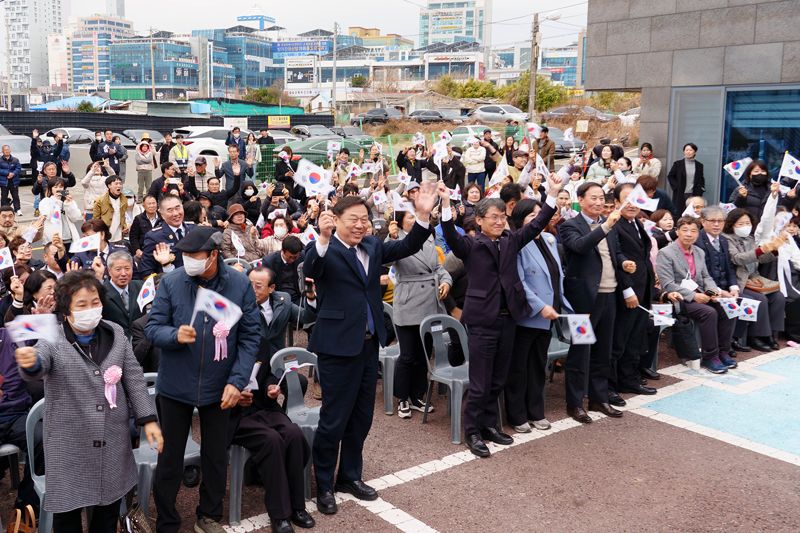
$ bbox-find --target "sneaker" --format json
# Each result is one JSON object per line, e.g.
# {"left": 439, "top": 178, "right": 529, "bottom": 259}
{"left": 701, "top": 357, "right": 728, "bottom": 374}
{"left": 719, "top": 353, "right": 738, "bottom": 369}
{"left": 513, "top": 422, "right": 531, "bottom": 433}
{"left": 33, "top": 209, "right": 40, "bottom": 217}
{"left": 531, "top": 418, "right": 551, "bottom": 431}
{"left": 194, "top": 517, "right": 226, "bottom": 533}
{"left": 409, "top": 398, "right": 434, "bottom": 413}
{"left": 397, "top": 400, "right": 411, "bottom": 419}
{"left": 15, "top": 210, "right": 22, "bottom": 217}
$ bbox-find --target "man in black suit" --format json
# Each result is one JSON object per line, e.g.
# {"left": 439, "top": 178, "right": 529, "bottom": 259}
{"left": 262, "top": 236, "right": 305, "bottom": 305}
{"left": 226, "top": 266, "right": 317, "bottom": 533}
{"left": 139, "top": 195, "right": 196, "bottom": 278}
{"left": 101, "top": 250, "right": 144, "bottom": 339}
{"left": 304, "top": 188, "right": 437, "bottom": 515}
{"left": 438, "top": 176, "right": 560, "bottom": 457}
{"left": 609, "top": 184, "right": 657, "bottom": 401}
{"left": 559, "top": 181, "right": 624, "bottom": 423}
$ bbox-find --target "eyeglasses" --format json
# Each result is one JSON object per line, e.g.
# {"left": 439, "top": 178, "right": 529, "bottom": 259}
{"left": 483, "top": 214, "right": 507, "bottom": 222}
{"left": 704, "top": 219, "right": 725, "bottom": 224}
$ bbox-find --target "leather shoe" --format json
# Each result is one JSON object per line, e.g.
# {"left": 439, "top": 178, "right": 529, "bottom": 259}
{"left": 731, "top": 338, "right": 752, "bottom": 352}
{"left": 608, "top": 392, "right": 626, "bottom": 407}
{"left": 749, "top": 338, "right": 772, "bottom": 352}
{"left": 619, "top": 384, "right": 657, "bottom": 395}
{"left": 640, "top": 367, "right": 661, "bottom": 380}
{"left": 768, "top": 337, "right": 780, "bottom": 350}
{"left": 316, "top": 491, "right": 337, "bottom": 515}
{"left": 335, "top": 480, "right": 378, "bottom": 501}
{"left": 480, "top": 427, "right": 514, "bottom": 445}
{"left": 271, "top": 519, "right": 294, "bottom": 533}
{"left": 567, "top": 406, "right": 592, "bottom": 424}
{"left": 290, "top": 510, "right": 315, "bottom": 529}
{"left": 588, "top": 401, "right": 623, "bottom": 418}
{"left": 466, "top": 433, "right": 491, "bottom": 457}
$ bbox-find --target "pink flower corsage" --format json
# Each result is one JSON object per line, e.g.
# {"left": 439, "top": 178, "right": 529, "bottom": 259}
{"left": 212, "top": 322, "right": 230, "bottom": 361}
{"left": 103, "top": 365, "right": 123, "bottom": 409}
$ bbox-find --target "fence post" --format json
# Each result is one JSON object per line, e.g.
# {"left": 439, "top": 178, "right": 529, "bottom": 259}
{"left": 387, "top": 135, "right": 396, "bottom": 175}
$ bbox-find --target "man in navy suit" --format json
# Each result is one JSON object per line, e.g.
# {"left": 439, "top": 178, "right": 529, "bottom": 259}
{"left": 305, "top": 186, "right": 438, "bottom": 515}
{"left": 438, "top": 177, "right": 560, "bottom": 458}
{"left": 559, "top": 181, "right": 625, "bottom": 423}
{"left": 139, "top": 195, "right": 196, "bottom": 278}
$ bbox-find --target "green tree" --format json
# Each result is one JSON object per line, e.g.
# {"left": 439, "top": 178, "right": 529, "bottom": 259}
{"left": 243, "top": 82, "right": 300, "bottom": 107}
{"left": 534, "top": 75, "right": 569, "bottom": 112}
{"left": 350, "top": 75, "right": 368, "bottom": 88}
{"left": 75, "top": 101, "right": 98, "bottom": 112}
{"left": 433, "top": 75, "right": 461, "bottom": 98}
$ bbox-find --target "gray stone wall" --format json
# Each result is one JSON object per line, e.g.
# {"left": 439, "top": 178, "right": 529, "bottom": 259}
{"left": 585, "top": 0, "right": 800, "bottom": 177}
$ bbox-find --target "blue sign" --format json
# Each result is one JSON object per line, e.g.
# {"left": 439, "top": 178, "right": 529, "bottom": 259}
{"left": 272, "top": 40, "right": 331, "bottom": 60}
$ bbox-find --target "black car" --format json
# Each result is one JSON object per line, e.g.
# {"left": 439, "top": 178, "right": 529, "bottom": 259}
{"left": 408, "top": 109, "right": 464, "bottom": 124}
{"left": 351, "top": 107, "right": 403, "bottom": 125}
{"left": 546, "top": 127, "right": 587, "bottom": 156}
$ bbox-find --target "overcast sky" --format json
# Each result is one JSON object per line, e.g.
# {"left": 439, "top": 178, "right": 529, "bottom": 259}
{"left": 0, "top": 0, "right": 587, "bottom": 76}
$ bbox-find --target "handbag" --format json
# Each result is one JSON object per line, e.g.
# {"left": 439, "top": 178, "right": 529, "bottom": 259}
{"left": 671, "top": 301, "right": 701, "bottom": 361}
{"left": 119, "top": 495, "right": 154, "bottom": 533}
{"left": 745, "top": 275, "right": 779, "bottom": 294}
{"left": 5, "top": 505, "right": 36, "bottom": 533}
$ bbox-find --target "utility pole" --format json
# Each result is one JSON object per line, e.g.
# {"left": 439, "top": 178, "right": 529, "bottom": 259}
{"left": 527, "top": 13, "right": 539, "bottom": 121}
{"left": 149, "top": 28, "right": 156, "bottom": 99}
{"left": 332, "top": 22, "right": 338, "bottom": 121}
{"left": 1, "top": 0, "right": 11, "bottom": 110}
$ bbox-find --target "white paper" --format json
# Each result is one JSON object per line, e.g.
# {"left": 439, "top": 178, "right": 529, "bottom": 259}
{"left": 680, "top": 278, "right": 699, "bottom": 292}
{"left": 244, "top": 362, "right": 262, "bottom": 392}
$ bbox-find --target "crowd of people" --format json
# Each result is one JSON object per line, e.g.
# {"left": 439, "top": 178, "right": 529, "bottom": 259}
{"left": 1, "top": 124, "right": 799, "bottom": 533}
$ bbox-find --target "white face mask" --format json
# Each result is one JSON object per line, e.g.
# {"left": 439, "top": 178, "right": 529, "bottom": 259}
{"left": 183, "top": 254, "right": 210, "bottom": 276}
{"left": 734, "top": 226, "right": 752, "bottom": 238}
{"left": 70, "top": 306, "right": 103, "bottom": 332}
{"left": 127, "top": 198, "right": 135, "bottom": 207}
{"left": 273, "top": 226, "right": 288, "bottom": 239}
{"left": 244, "top": 189, "right": 255, "bottom": 197}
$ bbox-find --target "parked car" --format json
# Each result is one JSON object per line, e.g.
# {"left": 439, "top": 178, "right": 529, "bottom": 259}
{"left": 111, "top": 133, "right": 137, "bottom": 149}
{"left": 545, "top": 127, "right": 587, "bottom": 156}
{"left": 409, "top": 109, "right": 465, "bottom": 124}
{"left": 268, "top": 130, "right": 301, "bottom": 146}
{"left": 0, "top": 135, "right": 35, "bottom": 184}
{"left": 279, "top": 138, "right": 364, "bottom": 167}
{"left": 540, "top": 105, "right": 617, "bottom": 123}
{"left": 172, "top": 126, "right": 255, "bottom": 160}
{"left": 330, "top": 126, "right": 375, "bottom": 149}
{"left": 351, "top": 107, "right": 403, "bottom": 125}
{"left": 123, "top": 129, "right": 165, "bottom": 150}
{"left": 0, "top": 124, "right": 11, "bottom": 135}
{"left": 43, "top": 127, "right": 96, "bottom": 144}
{"left": 468, "top": 104, "right": 528, "bottom": 124}
{"left": 289, "top": 124, "right": 341, "bottom": 141}
{"left": 450, "top": 124, "right": 502, "bottom": 147}
{"left": 618, "top": 107, "right": 641, "bottom": 126}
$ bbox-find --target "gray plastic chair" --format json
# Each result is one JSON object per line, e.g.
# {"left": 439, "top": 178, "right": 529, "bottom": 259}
{"left": 228, "top": 444, "right": 252, "bottom": 525}
{"left": 379, "top": 301, "right": 401, "bottom": 415}
{"left": 133, "top": 372, "right": 202, "bottom": 516}
{"left": 0, "top": 443, "right": 21, "bottom": 489}
{"left": 271, "top": 348, "right": 319, "bottom": 500}
{"left": 25, "top": 399, "right": 51, "bottom": 533}
{"left": 546, "top": 320, "right": 571, "bottom": 382}
{"left": 419, "top": 314, "right": 470, "bottom": 444}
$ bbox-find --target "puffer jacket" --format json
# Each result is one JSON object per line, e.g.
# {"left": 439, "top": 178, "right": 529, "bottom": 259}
{"left": 144, "top": 258, "right": 261, "bottom": 406}
{"left": 81, "top": 169, "right": 108, "bottom": 212}
{"left": 463, "top": 146, "right": 487, "bottom": 174}
{"left": 135, "top": 142, "right": 158, "bottom": 171}
{"left": 0, "top": 154, "right": 21, "bottom": 187}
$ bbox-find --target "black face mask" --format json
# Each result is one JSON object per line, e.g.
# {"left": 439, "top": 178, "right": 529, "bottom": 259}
{"left": 750, "top": 173, "right": 768, "bottom": 186}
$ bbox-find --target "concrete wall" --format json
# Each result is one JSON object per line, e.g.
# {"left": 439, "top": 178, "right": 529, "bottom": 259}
{"left": 585, "top": 0, "right": 800, "bottom": 176}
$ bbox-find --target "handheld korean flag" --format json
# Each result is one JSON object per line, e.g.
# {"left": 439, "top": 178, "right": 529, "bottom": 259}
{"left": 564, "top": 314, "right": 596, "bottom": 345}
{"left": 624, "top": 184, "right": 660, "bottom": 212}
{"left": 527, "top": 122, "right": 542, "bottom": 140}
{"left": 7, "top": 314, "right": 59, "bottom": 344}
{"left": 535, "top": 153, "right": 550, "bottom": 179}
{"left": 614, "top": 169, "right": 637, "bottom": 185}
{"left": 277, "top": 362, "right": 316, "bottom": 387}
{"left": 326, "top": 140, "right": 341, "bottom": 154}
{"left": 412, "top": 132, "right": 426, "bottom": 146}
{"left": 449, "top": 184, "right": 461, "bottom": 201}
{"left": 518, "top": 137, "right": 530, "bottom": 154}
{"left": 488, "top": 156, "right": 509, "bottom": 188}
{"left": 643, "top": 219, "right": 657, "bottom": 235}
{"left": 650, "top": 304, "right": 675, "bottom": 326}
{"left": 268, "top": 208, "right": 287, "bottom": 221}
{"left": 375, "top": 142, "right": 383, "bottom": 155}
{"left": 397, "top": 171, "right": 411, "bottom": 186}
{"left": 0, "top": 247, "right": 14, "bottom": 273}
{"left": 439, "top": 130, "right": 452, "bottom": 143}
{"left": 738, "top": 297, "right": 760, "bottom": 322}
{"left": 191, "top": 287, "right": 243, "bottom": 329}
{"left": 69, "top": 232, "right": 101, "bottom": 253}
{"left": 717, "top": 298, "right": 741, "bottom": 319}
{"left": 277, "top": 151, "right": 290, "bottom": 162}
{"left": 387, "top": 265, "right": 397, "bottom": 285}
{"left": 137, "top": 276, "right": 156, "bottom": 311}
{"left": 681, "top": 203, "right": 700, "bottom": 219}
{"left": 432, "top": 139, "right": 449, "bottom": 175}
{"left": 779, "top": 152, "right": 800, "bottom": 181}
{"left": 50, "top": 209, "right": 62, "bottom": 227}
{"left": 517, "top": 160, "right": 535, "bottom": 187}
{"left": 719, "top": 203, "right": 736, "bottom": 215}
{"left": 230, "top": 232, "right": 246, "bottom": 258}
{"left": 724, "top": 157, "right": 753, "bottom": 183}
{"left": 293, "top": 159, "right": 334, "bottom": 196}
{"left": 391, "top": 190, "right": 415, "bottom": 214}
{"left": 346, "top": 162, "right": 363, "bottom": 181}
{"left": 372, "top": 189, "right": 388, "bottom": 206}
{"left": 300, "top": 225, "right": 319, "bottom": 245}
{"left": 556, "top": 162, "right": 572, "bottom": 184}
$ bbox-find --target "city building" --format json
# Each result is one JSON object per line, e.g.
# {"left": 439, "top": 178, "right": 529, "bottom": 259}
{"left": 493, "top": 42, "right": 532, "bottom": 70}
{"left": 109, "top": 31, "right": 235, "bottom": 100}
{"left": 585, "top": 0, "right": 800, "bottom": 202}
{"left": 47, "top": 33, "right": 70, "bottom": 90}
{"left": 540, "top": 32, "right": 586, "bottom": 89}
{"left": 347, "top": 27, "right": 414, "bottom": 50}
{"left": 105, "top": 0, "right": 124, "bottom": 18}
{"left": 70, "top": 14, "right": 134, "bottom": 93}
{"left": 419, "top": 0, "right": 492, "bottom": 49}
{"left": 5, "top": 0, "right": 66, "bottom": 89}
{"left": 192, "top": 26, "right": 281, "bottom": 90}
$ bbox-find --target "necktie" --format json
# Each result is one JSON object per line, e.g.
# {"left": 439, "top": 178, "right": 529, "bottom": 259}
{"left": 348, "top": 247, "right": 375, "bottom": 335}
{"left": 100, "top": 251, "right": 106, "bottom": 264}
{"left": 711, "top": 238, "right": 720, "bottom": 252}
{"left": 121, "top": 289, "right": 129, "bottom": 311}
{"left": 176, "top": 228, "right": 184, "bottom": 240}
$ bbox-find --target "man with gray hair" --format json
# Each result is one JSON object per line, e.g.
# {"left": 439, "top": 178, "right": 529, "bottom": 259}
{"left": 101, "top": 250, "right": 144, "bottom": 339}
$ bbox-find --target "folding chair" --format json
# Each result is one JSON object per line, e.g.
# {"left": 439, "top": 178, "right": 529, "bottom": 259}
{"left": 25, "top": 399, "right": 51, "bottom": 533}
{"left": 379, "top": 301, "right": 401, "bottom": 415}
{"left": 546, "top": 320, "right": 571, "bottom": 383}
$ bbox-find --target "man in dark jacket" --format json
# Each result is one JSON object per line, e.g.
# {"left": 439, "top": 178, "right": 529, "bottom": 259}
{"left": 89, "top": 131, "right": 104, "bottom": 163}
{"left": 0, "top": 143, "right": 22, "bottom": 214}
{"left": 101, "top": 250, "right": 144, "bottom": 339}
{"left": 145, "top": 226, "right": 261, "bottom": 533}
{"left": 96, "top": 129, "right": 121, "bottom": 175}
{"left": 481, "top": 129, "right": 499, "bottom": 179}
{"left": 139, "top": 194, "right": 196, "bottom": 278}
{"left": 129, "top": 195, "right": 162, "bottom": 258}
{"left": 439, "top": 177, "right": 560, "bottom": 458}
{"left": 225, "top": 127, "right": 247, "bottom": 155}
{"left": 262, "top": 236, "right": 305, "bottom": 304}
{"left": 257, "top": 128, "right": 275, "bottom": 145}
{"left": 159, "top": 132, "right": 176, "bottom": 167}
{"left": 147, "top": 162, "right": 200, "bottom": 202}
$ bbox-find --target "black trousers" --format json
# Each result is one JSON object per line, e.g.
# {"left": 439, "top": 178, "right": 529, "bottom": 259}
{"left": 733, "top": 289, "right": 786, "bottom": 338}
{"left": 1, "top": 185, "right": 20, "bottom": 211}
{"left": 504, "top": 326, "right": 550, "bottom": 425}
{"left": 313, "top": 337, "right": 378, "bottom": 493}
{"left": 463, "top": 315, "right": 516, "bottom": 436}
{"left": 52, "top": 498, "right": 121, "bottom": 533}
{"left": 610, "top": 301, "right": 648, "bottom": 391}
{"left": 683, "top": 301, "right": 735, "bottom": 358}
{"left": 565, "top": 292, "right": 616, "bottom": 408}
{"left": 0, "top": 413, "right": 41, "bottom": 509}
{"left": 393, "top": 325, "right": 432, "bottom": 402}
{"left": 154, "top": 395, "right": 230, "bottom": 533}
{"left": 233, "top": 410, "right": 309, "bottom": 520}
{"left": 640, "top": 322, "right": 660, "bottom": 372}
